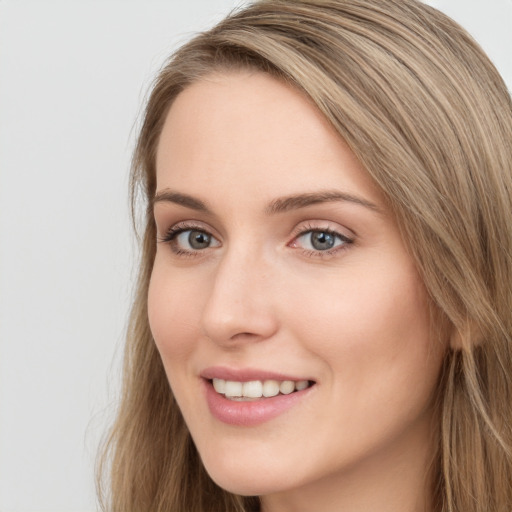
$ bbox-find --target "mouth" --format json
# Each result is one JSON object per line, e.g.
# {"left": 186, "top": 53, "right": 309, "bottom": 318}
{"left": 201, "top": 367, "right": 316, "bottom": 425}
{"left": 209, "top": 378, "right": 315, "bottom": 401}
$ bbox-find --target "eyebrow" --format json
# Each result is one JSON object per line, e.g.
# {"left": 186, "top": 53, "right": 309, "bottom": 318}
{"left": 265, "top": 190, "right": 381, "bottom": 214}
{"left": 152, "top": 190, "right": 210, "bottom": 212}
{"left": 152, "top": 188, "right": 381, "bottom": 215}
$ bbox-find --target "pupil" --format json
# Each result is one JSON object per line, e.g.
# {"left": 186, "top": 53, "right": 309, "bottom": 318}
{"left": 189, "top": 230, "right": 210, "bottom": 249}
{"left": 311, "top": 231, "right": 334, "bottom": 250}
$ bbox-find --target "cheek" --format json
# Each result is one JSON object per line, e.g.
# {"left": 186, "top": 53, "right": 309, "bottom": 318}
{"left": 291, "top": 261, "right": 430, "bottom": 348}
{"left": 147, "top": 260, "right": 201, "bottom": 363}
{"left": 281, "top": 264, "right": 444, "bottom": 472}
{"left": 287, "top": 259, "right": 440, "bottom": 404}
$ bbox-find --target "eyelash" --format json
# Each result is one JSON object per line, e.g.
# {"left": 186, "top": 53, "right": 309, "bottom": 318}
{"left": 158, "top": 221, "right": 354, "bottom": 259}
{"left": 289, "top": 222, "right": 353, "bottom": 259}
{"left": 157, "top": 222, "right": 215, "bottom": 258}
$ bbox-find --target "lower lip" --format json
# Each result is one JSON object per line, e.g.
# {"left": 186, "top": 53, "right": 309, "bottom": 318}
{"left": 204, "top": 380, "right": 313, "bottom": 426}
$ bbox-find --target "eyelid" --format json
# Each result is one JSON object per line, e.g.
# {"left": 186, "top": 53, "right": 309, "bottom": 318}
{"left": 287, "top": 221, "right": 355, "bottom": 257}
{"left": 289, "top": 220, "right": 354, "bottom": 241}
{"left": 157, "top": 220, "right": 217, "bottom": 240}
{"left": 157, "top": 221, "right": 221, "bottom": 256}
{"left": 157, "top": 219, "right": 354, "bottom": 259}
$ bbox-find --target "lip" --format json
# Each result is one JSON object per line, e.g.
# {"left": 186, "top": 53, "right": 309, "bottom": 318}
{"left": 200, "top": 366, "right": 313, "bottom": 382}
{"left": 201, "top": 366, "right": 315, "bottom": 427}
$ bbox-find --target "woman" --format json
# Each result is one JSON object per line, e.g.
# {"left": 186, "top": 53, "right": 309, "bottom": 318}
{"left": 98, "top": 1, "right": 512, "bottom": 510}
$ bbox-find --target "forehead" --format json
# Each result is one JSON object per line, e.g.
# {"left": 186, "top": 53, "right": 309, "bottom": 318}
{"left": 156, "top": 71, "right": 334, "bottom": 161}
{"left": 155, "top": 71, "right": 382, "bottom": 208}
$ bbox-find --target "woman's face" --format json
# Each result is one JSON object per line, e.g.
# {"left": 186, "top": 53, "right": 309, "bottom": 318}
{"left": 149, "top": 71, "right": 446, "bottom": 503}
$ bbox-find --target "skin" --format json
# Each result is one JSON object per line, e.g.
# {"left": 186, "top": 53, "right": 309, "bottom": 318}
{"left": 149, "top": 71, "right": 447, "bottom": 512}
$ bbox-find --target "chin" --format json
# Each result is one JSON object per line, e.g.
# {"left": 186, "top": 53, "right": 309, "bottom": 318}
{"left": 202, "top": 456, "right": 299, "bottom": 497}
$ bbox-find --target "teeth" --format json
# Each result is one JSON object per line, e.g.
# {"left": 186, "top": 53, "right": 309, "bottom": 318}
{"left": 224, "top": 381, "right": 243, "bottom": 398}
{"left": 242, "top": 380, "right": 263, "bottom": 398}
{"left": 279, "top": 380, "right": 295, "bottom": 394}
{"left": 263, "top": 380, "right": 280, "bottom": 397}
{"left": 212, "top": 378, "right": 225, "bottom": 393}
{"left": 296, "top": 380, "right": 309, "bottom": 391}
{"left": 211, "top": 378, "right": 311, "bottom": 399}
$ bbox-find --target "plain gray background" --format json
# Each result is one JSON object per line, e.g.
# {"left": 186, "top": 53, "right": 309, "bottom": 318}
{"left": 0, "top": 1, "right": 510, "bottom": 511}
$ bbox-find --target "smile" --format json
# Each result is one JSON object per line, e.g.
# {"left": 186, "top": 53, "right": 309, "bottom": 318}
{"left": 202, "top": 373, "right": 315, "bottom": 426}
{"left": 212, "top": 378, "right": 311, "bottom": 400}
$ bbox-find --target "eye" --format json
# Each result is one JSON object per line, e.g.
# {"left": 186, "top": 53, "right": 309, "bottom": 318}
{"left": 159, "top": 225, "right": 221, "bottom": 255}
{"left": 290, "top": 228, "right": 353, "bottom": 254}
{"left": 176, "top": 229, "right": 215, "bottom": 250}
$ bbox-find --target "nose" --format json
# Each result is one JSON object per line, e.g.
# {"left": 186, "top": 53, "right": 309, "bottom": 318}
{"left": 200, "top": 247, "right": 279, "bottom": 346}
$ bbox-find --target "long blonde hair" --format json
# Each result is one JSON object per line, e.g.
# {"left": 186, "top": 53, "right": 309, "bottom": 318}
{"left": 98, "top": 1, "right": 512, "bottom": 510}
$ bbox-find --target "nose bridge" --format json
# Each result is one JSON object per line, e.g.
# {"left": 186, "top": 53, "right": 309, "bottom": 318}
{"left": 200, "top": 241, "right": 278, "bottom": 344}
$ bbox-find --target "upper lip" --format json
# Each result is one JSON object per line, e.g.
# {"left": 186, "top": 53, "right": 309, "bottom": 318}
{"left": 200, "top": 366, "right": 314, "bottom": 383}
